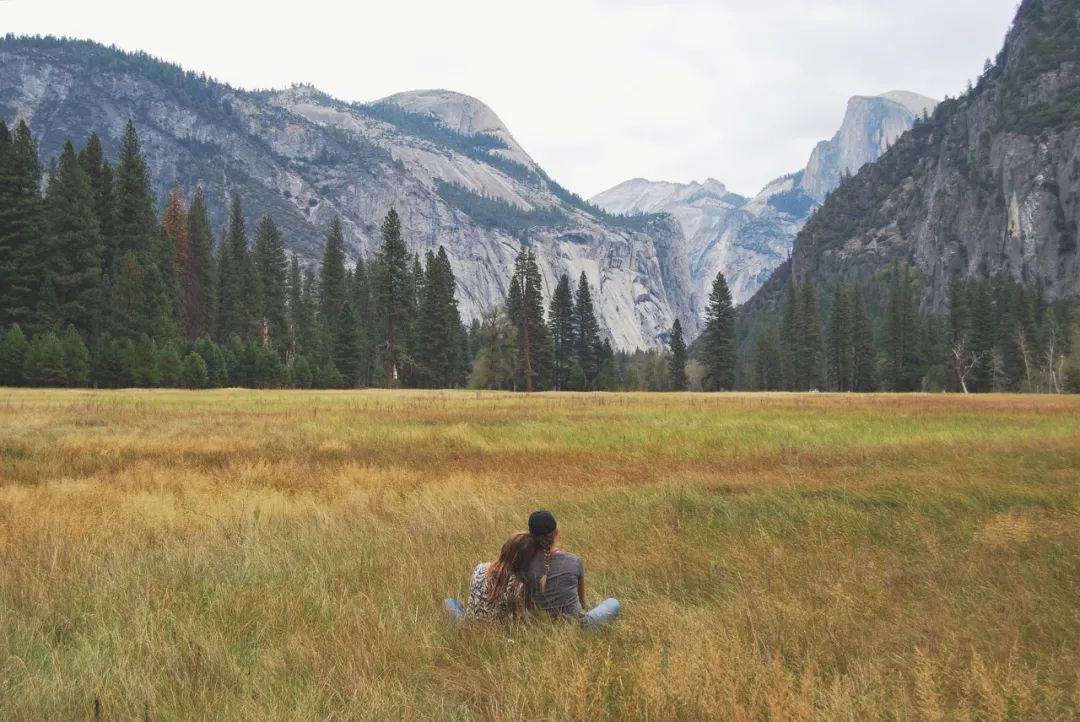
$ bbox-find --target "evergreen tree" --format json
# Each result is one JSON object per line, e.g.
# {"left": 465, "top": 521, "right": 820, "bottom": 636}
{"left": 217, "top": 194, "right": 260, "bottom": 341}
{"left": 287, "top": 255, "right": 304, "bottom": 355}
{"left": 110, "top": 251, "right": 149, "bottom": 340}
{"left": 334, "top": 297, "right": 363, "bottom": 388}
{"left": 319, "top": 216, "right": 348, "bottom": 332}
{"left": 78, "top": 132, "right": 113, "bottom": 246}
{"left": 45, "top": 141, "right": 103, "bottom": 333}
{"left": 90, "top": 332, "right": 129, "bottom": 388}
{"left": 157, "top": 342, "right": 183, "bottom": 387}
{"left": 549, "top": 273, "right": 575, "bottom": 391}
{"left": 23, "top": 332, "right": 67, "bottom": 387}
{"left": 850, "top": 286, "right": 876, "bottom": 392}
{"left": 60, "top": 325, "right": 90, "bottom": 387}
{"left": 195, "top": 337, "right": 228, "bottom": 387}
{"left": 254, "top": 215, "right": 289, "bottom": 356}
{"left": 596, "top": 358, "right": 618, "bottom": 391}
{"left": 469, "top": 308, "right": 517, "bottom": 390}
{"left": 290, "top": 355, "right": 313, "bottom": 389}
{"left": 184, "top": 188, "right": 216, "bottom": 340}
{"left": 351, "top": 258, "right": 374, "bottom": 384}
{"left": 0, "top": 120, "right": 45, "bottom": 331}
{"left": 795, "top": 282, "right": 824, "bottom": 390}
{"left": 752, "top": 326, "right": 783, "bottom": 391}
{"left": 507, "top": 247, "right": 553, "bottom": 391}
{"left": 668, "top": 318, "right": 689, "bottom": 391}
{"left": 181, "top": 351, "right": 209, "bottom": 389}
{"left": 373, "top": 209, "right": 413, "bottom": 387}
{"left": 161, "top": 182, "right": 188, "bottom": 331}
{"left": 882, "top": 268, "right": 921, "bottom": 391}
{"left": 415, "top": 247, "right": 463, "bottom": 387}
{"left": 0, "top": 324, "right": 29, "bottom": 386}
{"left": 969, "top": 282, "right": 996, "bottom": 392}
{"left": 573, "top": 272, "right": 602, "bottom": 387}
{"left": 779, "top": 282, "right": 799, "bottom": 390}
{"left": 826, "top": 285, "right": 853, "bottom": 391}
{"left": 129, "top": 335, "right": 160, "bottom": 387}
{"left": 702, "top": 272, "right": 736, "bottom": 391}
{"left": 112, "top": 120, "right": 158, "bottom": 262}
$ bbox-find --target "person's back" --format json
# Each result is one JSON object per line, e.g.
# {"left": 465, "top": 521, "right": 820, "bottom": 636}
{"left": 527, "top": 548, "right": 584, "bottom": 618}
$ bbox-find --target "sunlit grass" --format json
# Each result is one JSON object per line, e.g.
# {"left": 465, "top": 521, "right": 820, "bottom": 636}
{"left": 1, "top": 389, "right": 1079, "bottom": 719}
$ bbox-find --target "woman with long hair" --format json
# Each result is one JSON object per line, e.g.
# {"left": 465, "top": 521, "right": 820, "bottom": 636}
{"left": 526, "top": 510, "right": 620, "bottom": 630}
{"left": 443, "top": 532, "right": 534, "bottom": 622}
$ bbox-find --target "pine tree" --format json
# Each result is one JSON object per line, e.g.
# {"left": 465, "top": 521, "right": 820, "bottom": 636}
{"left": 112, "top": 120, "right": 158, "bottom": 262}
{"left": 779, "top": 282, "right": 799, "bottom": 390}
{"left": 195, "top": 337, "right": 228, "bottom": 387}
{"left": 850, "top": 286, "right": 876, "bottom": 392}
{"left": 882, "top": 268, "right": 921, "bottom": 391}
{"left": 110, "top": 251, "right": 148, "bottom": 340}
{"left": 668, "top": 318, "right": 689, "bottom": 391}
{"left": 254, "top": 215, "right": 289, "bottom": 356}
{"left": 826, "top": 285, "right": 853, "bottom": 391}
{"left": 0, "top": 324, "right": 29, "bottom": 386}
{"left": 573, "top": 272, "right": 602, "bottom": 387}
{"left": 415, "top": 247, "right": 463, "bottom": 387}
{"left": 45, "top": 141, "right": 103, "bottom": 333}
{"left": 752, "top": 326, "right": 783, "bottom": 391}
{"left": 0, "top": 120, "right": 45, "bottom": 331}
{"left": 373, "top": 209, "right": 413, "bottom": 387}
{"left": 23, "top": 332, "right": 67, "bottom": 387}
{"left": 91, "top": 332, "right": 128, "bottom": 389}
{"left": 468, "top": 308, "right": 517, "bottom": 390}
{"left": 549, "top": 273, "right": 575, "bottom": 391}
{"left": 60, "top": 325, "right": 90, "bottom": 387}
{"left": 161, "top": 182, "right": 188, "bottom": 331}
{"left": 969, "top": 282, "right": 996, "bottom": 392}
{"left": 334, "top": 296, "right": 363, "bottom": 388}
{"left": 702, "top": 272, "right": 736, "bottom": 391}
{"left": 129, "top": 335, "right": 160, "bottom": 386}
{"left": 156, "top": 342, "right": 183, "bottom": 387}
{"left": 184, "top": 188, "right": 216, "bottom": 340}
{"left": 217, "top": 194, "right": 260, "bottom": 341}
{"left": 319, "top": 216, "right": 348, "bottom": 333}
{"left": 351, "top": 258, "right": 374, "bottom": 384}
{"left": 78, "top": 132, "right": 114, "bottom": 259}
{"left": 287, "top": 255, "right": 304, "bottom": 355}
{"left": 181, "top": 351, "right": 209, "bottom": 389}
{"left": 795, "top": 282, "right": 824, "bottom": 390}
{"left": 507, "top": 247, "right": 553, "bottom": 391}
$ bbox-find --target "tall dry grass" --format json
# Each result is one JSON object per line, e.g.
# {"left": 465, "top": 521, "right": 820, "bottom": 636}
{"left": 1, "top": 390, "right": 1079, "bottom": 720}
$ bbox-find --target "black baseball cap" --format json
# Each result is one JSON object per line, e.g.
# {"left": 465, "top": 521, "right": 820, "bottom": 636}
{"left": 528, "top": 510, "right": 557, "bottom": 536}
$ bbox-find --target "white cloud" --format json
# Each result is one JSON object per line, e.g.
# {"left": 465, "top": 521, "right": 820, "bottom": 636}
{"left": 1, "top": 0, "right": 1018, "bottom": 196}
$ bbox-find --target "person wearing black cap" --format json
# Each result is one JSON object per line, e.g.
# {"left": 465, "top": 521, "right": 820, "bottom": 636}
{"left": 526, "top": 510, "right": 620, "bottom": 630}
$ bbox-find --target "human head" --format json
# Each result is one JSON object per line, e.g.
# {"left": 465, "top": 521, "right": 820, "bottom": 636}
{"left": 497, "top": 532, "right": 537, "bottom": 578}
{"left": 528, "top": 510, "right": 557, "bottom": 537}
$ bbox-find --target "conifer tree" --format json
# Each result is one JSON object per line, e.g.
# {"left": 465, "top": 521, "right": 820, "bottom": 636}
{"left": 668, "top": 318, "right": 689, "bottom": 391}
{"left": 163, "top": 181, "right": 190, "bottom": 289}
{"left": 60, "top": 325, "right": 90, "bottom": 387}
{"left": 78, "top": 132, "right": 114, "bottom": 258}
{"left": 181, "top": 351, "right": 209, "bottom": 389}
{"left": 752, "top": 326, "right": 783, "bottom": 391}
{"left": 507, "top": 247, "right": 552, "bottom": 391}
{"left": 45, "top": 141, "right": 103, "bottom": 333}
{"left": 969, "top": 282, "right": 996, "bottom": 392}
{"left": 882, "top": 268, "right": 921, "bottom": 391}
{"left": 549, "top": 273, "right": 575, "bottom": 390}
{"left": 110, "top": 251, "right": 148, "bottom": 340}
{"left": 0, "top": 324, "right": 29, "bottom": 386}
{"left": 184, "top": 188, "right": 216, "bottom": 340}
{"left": 0, "top": 120, "right": 45, "bottom": 331}
{"left": 573, "top": 272, "right": 602, "bottom": 388}
{"left": 23, "top": 332, "right": 67, "bottom": 387}
{"left": 254, "top": 215, "right": 289, "bottom": 356}
{"left": 374, "top": 210, "right": 413, "bottom": 387}
{"left": 416, "top": 247, "right": 463, "bottom": 387}
{"left": 217, "top": 194, "right": 260, "bottom": 341}
{"left": 112, "top": 120, "right": 158, "bottom": 262}
{"left": 850, "top": 286, "right": 876, "bottom": 392}
{"left": 702, "top": 271, "right": 736, "bottom": 391}
{"left": 795, "top": 282, "right": 824, "bottom": 390}
{"left": 334, "top": 296, "right": 363, "bottom": 388}
{"left": 318, "top": 216, "right": 348, "bottom": 334}
{"left": 351, "top": 258, "right": 374, "bottom": 383}
{"left": 779, "top": 282, "right": 799, "bottom": 390}
{"left": 827, "top": 285, "right": 853, "bottom": 391}
{"left": 287, "top": 255, "right": 304, "bottom": 355}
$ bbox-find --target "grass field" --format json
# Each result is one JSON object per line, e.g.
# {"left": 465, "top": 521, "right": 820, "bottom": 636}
{"left": 1, "top": 390, "right": 1079, "bottom": 720}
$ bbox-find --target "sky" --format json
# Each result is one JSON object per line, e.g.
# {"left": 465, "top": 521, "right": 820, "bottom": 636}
{"left": 2, "top": 0, "right": 1020, "bottom": 198}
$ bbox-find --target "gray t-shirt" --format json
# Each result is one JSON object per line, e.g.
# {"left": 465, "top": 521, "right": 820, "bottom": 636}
{"left": 527, "top": 550, "right": 584, "bottom": 617}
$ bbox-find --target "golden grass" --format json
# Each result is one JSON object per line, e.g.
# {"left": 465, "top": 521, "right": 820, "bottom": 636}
{"left": 1, "top": 389, "right": 1079, "bottom": 720}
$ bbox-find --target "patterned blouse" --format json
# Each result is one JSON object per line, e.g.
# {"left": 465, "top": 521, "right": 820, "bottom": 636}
{"left": 465, "top": 562, "right": 527, "bottom": 621}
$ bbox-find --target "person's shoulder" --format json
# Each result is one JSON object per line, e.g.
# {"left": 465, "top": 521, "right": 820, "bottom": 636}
{"left": 557, "top": 550, "right": 583, "bottom": 565}
{"left": 472, "top": 562, "right": 490, "bottom": 578}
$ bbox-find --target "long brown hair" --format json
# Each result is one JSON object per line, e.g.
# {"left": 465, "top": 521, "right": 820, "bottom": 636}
{"left": 533, "top": 531, "right": 556, "bottom": 594}
{"left": 485, "top": 532, "right": 535, "bottom": 607}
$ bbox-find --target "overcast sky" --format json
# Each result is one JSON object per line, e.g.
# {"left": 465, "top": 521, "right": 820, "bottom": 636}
{"left": 3, "top": 0, "right": 1019, "bottom": 197}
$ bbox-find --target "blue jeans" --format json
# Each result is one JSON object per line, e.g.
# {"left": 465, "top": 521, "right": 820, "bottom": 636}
{"left": 443, "top": 598, "right": 465, "bottom": 620}
{"left": 582, "top": 598, "right": 621, "bottom": 630}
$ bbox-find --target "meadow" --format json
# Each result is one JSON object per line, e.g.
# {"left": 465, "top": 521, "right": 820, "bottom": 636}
{"left": 1, "top": 389, "right": 1079, "bottom": 720}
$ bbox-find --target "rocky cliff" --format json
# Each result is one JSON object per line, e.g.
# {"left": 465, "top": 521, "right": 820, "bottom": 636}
{"left": 592, "top": 92, "right": 935, "bottom": 309}
{"left": 0, "top": 37, "right": 697, "bottom": 349}
{"left": 745, "top": 0, "right": 1080, "bottom": 314}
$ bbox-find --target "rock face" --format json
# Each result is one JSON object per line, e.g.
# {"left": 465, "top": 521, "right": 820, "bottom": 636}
{"left": 0, "top": 37, "right": 697, "bottom": 349}
{"left": 745, "top": 0, "right": 1080, "bottom": 314}
{"left": 592, "top": 92, "right": 935, "bottom": 309}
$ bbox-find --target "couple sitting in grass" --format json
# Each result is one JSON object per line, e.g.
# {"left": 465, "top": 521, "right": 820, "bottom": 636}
{"left": 443, "top": 510, "right": 621, "bottom": 630}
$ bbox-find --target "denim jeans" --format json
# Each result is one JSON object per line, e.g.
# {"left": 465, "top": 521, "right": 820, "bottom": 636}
{"left": 443, "top": 598, "right": 466, "bottom": 620}
{"left": 582, "top": 598, "right": 621, "bottom": 630}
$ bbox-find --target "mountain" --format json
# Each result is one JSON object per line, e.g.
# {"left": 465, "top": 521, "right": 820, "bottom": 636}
{"left": 745, "top": 0, "right": 1080, "bottom": 315}
{"left": 592, "top": 92, "right": 936, "bottom": 308}
{"left": 0, "top": 37, "right": 697, "bottom": 350}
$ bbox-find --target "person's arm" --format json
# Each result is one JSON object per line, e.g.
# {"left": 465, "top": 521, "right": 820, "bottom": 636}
{"left": 577, "top": 557, "right": 587, "bottom": 608}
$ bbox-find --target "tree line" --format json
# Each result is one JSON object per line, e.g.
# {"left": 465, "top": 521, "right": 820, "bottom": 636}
{"left": 745, "top": 266, "right": 1080, "bottom": 393}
